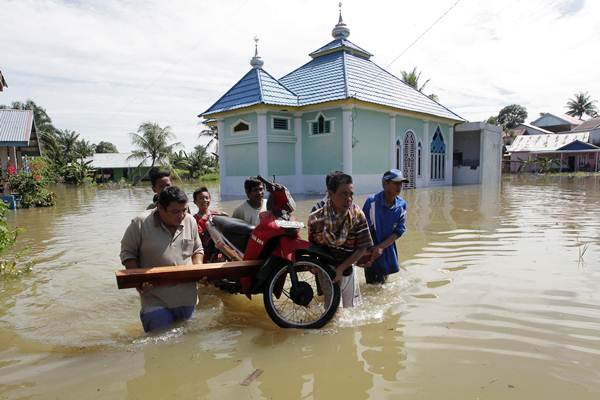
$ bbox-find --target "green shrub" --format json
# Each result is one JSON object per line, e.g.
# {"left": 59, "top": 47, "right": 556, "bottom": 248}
{"left": 0, "top": 202, "right": 32, "bottom": 280}
{"left": 8, "top": 172, "right": 56, "bottom": 208}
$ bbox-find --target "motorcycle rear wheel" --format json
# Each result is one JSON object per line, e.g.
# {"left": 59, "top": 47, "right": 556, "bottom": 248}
{"left": 263, "top": 257, "right": 340, "bottom": 329}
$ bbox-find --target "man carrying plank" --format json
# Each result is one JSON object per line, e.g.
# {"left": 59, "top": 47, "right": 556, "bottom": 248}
{"left": 120, "top": 186, "right": 204, "bottom": 332}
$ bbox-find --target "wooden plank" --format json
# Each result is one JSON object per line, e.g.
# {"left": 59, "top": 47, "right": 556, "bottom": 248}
{"left": 115, "top": 260, "right": 263, "bottom": 289}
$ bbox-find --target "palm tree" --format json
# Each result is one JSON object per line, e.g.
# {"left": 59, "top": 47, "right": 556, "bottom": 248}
{"left": 198, "top": 125, "right": 219, "bottom": 159}
{"left": 73, "top": 139, "right": 95, "bottom": 160}
{"left": 128, "top": 122, "right": 181, "bottom": 183}
{"left": 401, "top": 66, "right": 438, "bottom": 101}
{"left": 54, "top": 129, "right": 80, "bottom": 163}
{"left": 566, "top": 92, "right": 598, "bottom": 119}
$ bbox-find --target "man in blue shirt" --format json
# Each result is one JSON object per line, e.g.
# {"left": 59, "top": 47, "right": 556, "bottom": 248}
{"left": 362, "top": 169, "right": 408, "bottom": 284}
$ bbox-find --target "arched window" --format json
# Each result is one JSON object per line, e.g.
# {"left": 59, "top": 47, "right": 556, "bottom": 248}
{"left": 430, "top": 127, "right": 445, "bottom": 180}
{"left": 309, "top": 113, "right": 333, "bottom": 135}
{"left": 396, "top": 138, "right": 401, "bottom": 169}
{"left": 417, "top": 142, "right": 422, "bottom": 176}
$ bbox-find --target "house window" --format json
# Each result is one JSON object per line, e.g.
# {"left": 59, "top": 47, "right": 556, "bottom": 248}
{"left": 311, "top": 114, "right": 332, "bottom": 135}
{"left": 430, "top": 127, "right": 446, "bottom": 180}
{"left": 417, "top": 142, "right": 422, "bottom": 176}
{"left": 272, "top": 117, "right": 289, "bottom": 131}
{"left": 233, "top": 121, "right": 250, "bottom": 133}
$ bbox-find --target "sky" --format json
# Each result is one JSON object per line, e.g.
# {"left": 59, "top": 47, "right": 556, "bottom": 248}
{"left": 1, "top": 0, "right": 599, "bottom": 152}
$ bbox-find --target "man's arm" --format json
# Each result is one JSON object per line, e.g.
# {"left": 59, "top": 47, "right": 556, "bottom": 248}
{"left": 367, "top": 234, "right": 399, "bottom": 264}
{"left": 120, "top": 217, "right": 141, "bottom": 268}
{"left": 334, "top": 247, "right": 367, "bottom": 283}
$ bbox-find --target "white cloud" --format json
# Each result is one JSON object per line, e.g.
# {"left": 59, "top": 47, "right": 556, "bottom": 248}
{"left": 1, "top": 0, "right": 599, "bottom": 152}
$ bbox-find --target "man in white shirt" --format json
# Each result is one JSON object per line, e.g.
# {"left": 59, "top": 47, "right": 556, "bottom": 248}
{"left": 232, "top": 177, "right": 267, "bottom": 226}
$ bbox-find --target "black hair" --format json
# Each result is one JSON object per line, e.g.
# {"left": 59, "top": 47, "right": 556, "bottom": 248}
{"left": 325, "top": 170, "right": 344, "bottom": 188}
{"left": 327, "top": 173, "right": 353, "bottom": 193}
{"left": 158, "top": 186, "right": 188, "bottom": 208}
{"left": 244, "top": 177, "right": 262, "bottom": 193}
{"left": 193, "top": 187, "right": 210, "bottom": 202}
{"left": 149, "top": 168, "right": 170, "bottom": 187}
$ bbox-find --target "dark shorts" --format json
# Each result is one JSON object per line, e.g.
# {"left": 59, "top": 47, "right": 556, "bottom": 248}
{"left": 364, "top": 267, "right": 388, "bottom": 284}
{"left": 140, "top": 306, "right": 195, "bottom": 333}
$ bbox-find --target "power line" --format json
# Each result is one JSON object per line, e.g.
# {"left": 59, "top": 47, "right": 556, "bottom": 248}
{"left": 383, "top": 0, "right": 463, "bottom": 71}
{"left": 351, "top": 0, "right": 463, "bottom": 98}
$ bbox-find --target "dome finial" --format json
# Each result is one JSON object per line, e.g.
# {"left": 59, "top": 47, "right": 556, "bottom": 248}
{"left": 250, "top": 36, "right": 264, "bottom": 69}
{"left": 332, "top": 2, "right": 350, "bottom": 39}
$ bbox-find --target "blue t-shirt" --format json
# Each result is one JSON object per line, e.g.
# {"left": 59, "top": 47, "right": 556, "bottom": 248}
{"left": 362, "top": 191, "right": 407, "bottom": 275}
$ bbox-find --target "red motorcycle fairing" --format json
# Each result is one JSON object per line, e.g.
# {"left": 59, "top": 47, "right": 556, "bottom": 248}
{"left": 243, "top": 211, "right": 310, "bottom": 262}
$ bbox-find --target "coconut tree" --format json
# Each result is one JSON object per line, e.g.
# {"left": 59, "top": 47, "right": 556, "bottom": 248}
{"left": 566, "top": 92, "right": 598, "bottom": 119}
{"left": 198, "top": 125, "right": 219, "bottom": 159}
{"left": 128, "top": 122, "right": 180, "bottom": 183}
{"left": 401, "top": 66, "right": 439, "bottom": 102}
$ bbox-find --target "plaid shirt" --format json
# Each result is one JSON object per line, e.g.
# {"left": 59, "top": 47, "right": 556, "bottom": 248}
{"left": 308, "top": 203, "right": 373, "bottom": 264}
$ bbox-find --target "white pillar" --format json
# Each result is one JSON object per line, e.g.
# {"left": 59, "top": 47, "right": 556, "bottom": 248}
{"left": 389, "top": 115, "right": 396, "bottom": 169}
{"left": 423, "top": 121, "right": 430, "bottom": 186}
{"left": 342, "top": 107, "right": 353, "bottom": 174}
{"left": 11, "top": 147, "right": 17, "bottom": 170}
{"left": 216, "top": 120, "right": 226, "bottom": 191}
{"left": 294, "top": 113, "right": 304, "bottom": 193}
{"left": 447, "top": 125, "right": 454, "bottom": 185}
{"left": 257, "top": 112, "right": 268, "bottom": 177}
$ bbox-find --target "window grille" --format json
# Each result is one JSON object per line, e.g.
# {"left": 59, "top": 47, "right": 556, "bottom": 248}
{"left": 430, "top": 127, "right": 446, "bottom": 180}
{"left": 273, "top": 118, "right": 289, "bottom": 130}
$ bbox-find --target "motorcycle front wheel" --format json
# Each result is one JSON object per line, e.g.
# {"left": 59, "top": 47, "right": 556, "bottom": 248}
{"left": 263, "top": 257, "right": 340, "bottom": 329}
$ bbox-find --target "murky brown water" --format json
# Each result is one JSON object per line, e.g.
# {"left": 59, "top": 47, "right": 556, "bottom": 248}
{"left": 1, "top": 175, "right": 599, "bottom": 399}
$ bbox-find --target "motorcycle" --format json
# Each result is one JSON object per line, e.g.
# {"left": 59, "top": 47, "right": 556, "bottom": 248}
{"left": 204, "top": 176, "right": 341, "bottom": 329}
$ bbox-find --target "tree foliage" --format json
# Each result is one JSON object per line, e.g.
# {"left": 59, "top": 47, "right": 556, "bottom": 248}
{"left": 170, "top": 145, "right": 217, "bottom": 179}
{"left": 128, "top": 122, "right": 181, "bottom": 183}
{"left": 94, "top": 141, "right": 118, "bottom": 153}
{"left": 566, "top": 92, "right": 598, "bottom": 119}
{"left": 401, "top": 66, "right": 439, "bottom": 102}
{"left": 497, "top": 104, "right": 528, "bottom": 130}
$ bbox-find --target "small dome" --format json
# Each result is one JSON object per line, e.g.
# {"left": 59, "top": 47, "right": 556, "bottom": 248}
{"left": 332, "top": 3, "right": 350, "bottom": 39}
{"left": 250, "top": 36, "right": 264, "bottom": 69}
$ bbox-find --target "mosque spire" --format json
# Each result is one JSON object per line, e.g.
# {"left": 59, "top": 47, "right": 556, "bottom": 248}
{"left": 250, "top": 36, "right": 264, "bottom": 69}
{"left": 332, "top": 2, "right": 350, "bottom": 39}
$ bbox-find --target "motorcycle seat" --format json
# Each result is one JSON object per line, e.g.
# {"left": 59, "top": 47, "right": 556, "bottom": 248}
{"left": 212, "top": 216, "right": 254, "bottom": 252}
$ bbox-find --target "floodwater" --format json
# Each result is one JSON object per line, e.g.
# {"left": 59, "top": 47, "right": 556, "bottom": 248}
{"left": 1, "top": 175, "right": 600, "bottom": 399}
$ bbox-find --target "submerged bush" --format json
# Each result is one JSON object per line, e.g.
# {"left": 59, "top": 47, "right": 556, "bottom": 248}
{"left": 0, "top": 202, "right": 32, "bottom": 280}
{"left": 8, "top": 172, "right": 56, "bottom": 208}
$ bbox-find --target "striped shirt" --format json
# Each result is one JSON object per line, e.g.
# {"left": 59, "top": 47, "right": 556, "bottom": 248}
{"left": 308, "top": 203, "right": 373, "bottom": 264}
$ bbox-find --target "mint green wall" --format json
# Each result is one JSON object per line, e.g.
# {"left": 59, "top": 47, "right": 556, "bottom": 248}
{"left": 226, "top": 143, "right": 259, "bottom": 176}
{"left": 352, "top": 108, "right": 390, "bottom": 174}
{"left": 222, "top": 113, "right": 257, "bottom": 139}
{"left": 395, "top": 115, "right": 425, "bottom": 143}
{"left": 268, "top": 142, "right": 295, "bottom": 176}
{"left": 267, "top": 112, "right": 294, "bottom": 137}
{"left": 302, "top": 109, "right": 342, "bottom": 174}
